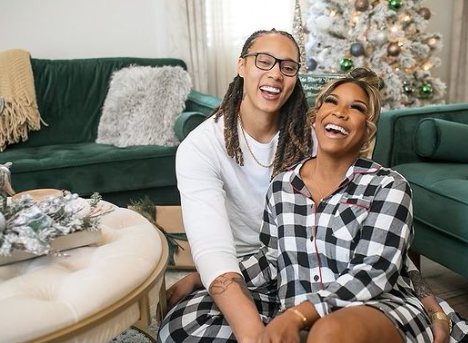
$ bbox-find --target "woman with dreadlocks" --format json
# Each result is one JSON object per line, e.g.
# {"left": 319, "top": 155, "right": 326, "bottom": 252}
{"left": 157, "top": 29, "right": 455, "bottom": 343}
{"left": 157, "top": 28, "right": 310, "bottom": 343}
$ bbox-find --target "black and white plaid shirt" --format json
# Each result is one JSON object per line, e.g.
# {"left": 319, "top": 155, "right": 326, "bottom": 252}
{"left": 240, "top": 158, "right": 417, "bottom": 317}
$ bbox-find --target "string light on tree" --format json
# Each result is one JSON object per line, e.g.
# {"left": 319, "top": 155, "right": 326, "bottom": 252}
{"left": 427, "top": 36, "right": 440, "bottom": 49}
{"left": 305, "top": 0, "right": 445, "bottom": 108}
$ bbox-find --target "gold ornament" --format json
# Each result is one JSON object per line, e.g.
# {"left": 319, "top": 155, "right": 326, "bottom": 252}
{"left": 354, "top": 0, "right": 369, "bottom": 11}
{"left": 387, "top": 42, "right": 401, "bottom": 56}
{"left": 418, "top": 7, "right": 431, "bottom": 20}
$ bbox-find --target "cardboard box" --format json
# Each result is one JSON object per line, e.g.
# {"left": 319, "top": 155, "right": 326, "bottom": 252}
{"left": 155, "top": 206, "right": 195, "bottom": 270}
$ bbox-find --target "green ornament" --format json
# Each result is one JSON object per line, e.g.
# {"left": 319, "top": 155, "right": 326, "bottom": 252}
{"left": 388, "top": 0, "right": 402, "bottom": 11}
{"left": 419, "top": 82, "right": 433, "bottom": 98}
{"left": 340, "top": 58, "right": 353, "bottom": 72}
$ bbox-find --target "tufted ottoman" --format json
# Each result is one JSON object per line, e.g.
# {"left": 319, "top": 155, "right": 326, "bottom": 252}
{"left": 0, "top": 205, "right": 168, "bottom": 343}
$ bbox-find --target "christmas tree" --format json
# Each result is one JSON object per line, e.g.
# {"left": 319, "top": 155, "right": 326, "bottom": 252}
{"left": 304, "top": 0, "right": 446, "bottom": 109}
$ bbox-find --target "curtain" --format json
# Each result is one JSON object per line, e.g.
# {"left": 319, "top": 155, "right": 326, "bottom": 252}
{"left": 155, "top": 0, "right": 295, "bottom": 97}
{"left": 448, "top": 0, "right": 468, "bottom": 102}
{"left": 204, "top": 0, "right": 295, "bottom": 97}
{"left": 185, "top": 1, "right": 208, "bottom": 93}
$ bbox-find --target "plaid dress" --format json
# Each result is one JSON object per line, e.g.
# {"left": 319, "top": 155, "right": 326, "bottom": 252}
{"left": 157, "top": 158, "right": 468, "bottom": 343}
{"left": 239, "top": 158, "right": 452, "bottom": 343}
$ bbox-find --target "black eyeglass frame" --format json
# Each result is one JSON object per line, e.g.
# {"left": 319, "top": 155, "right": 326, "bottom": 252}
{"left": 242, "top": 52, "right": 301, "bottom": 77}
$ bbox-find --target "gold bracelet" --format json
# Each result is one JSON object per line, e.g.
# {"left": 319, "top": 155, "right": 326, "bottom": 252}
{"left": 287, "top": 308, "right": 308, "bottom": 328}
{"left": 431, "top": 312, "right": 452, "bottom": 333}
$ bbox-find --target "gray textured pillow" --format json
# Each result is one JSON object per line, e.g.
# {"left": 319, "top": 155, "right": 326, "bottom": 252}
{"left": 96, "top": 65, "right": 192, "bottom": 147}
{"left": 415, "top": 118, "right": 468, "bottom": 162}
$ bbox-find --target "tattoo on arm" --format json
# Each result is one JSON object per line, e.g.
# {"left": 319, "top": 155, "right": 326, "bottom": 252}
{"left": 209, "top": 273, "right": 254, "bottom": 301}
{"left": 409, "top": 270, "right": 434, "bottom": 301}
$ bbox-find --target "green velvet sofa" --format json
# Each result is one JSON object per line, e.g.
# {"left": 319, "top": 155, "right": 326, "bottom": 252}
{"left": 0, "top": 57, "right": 220, "bottom": 207}
{"left": 373, "top": 103, "right": 468, "bottom": 277}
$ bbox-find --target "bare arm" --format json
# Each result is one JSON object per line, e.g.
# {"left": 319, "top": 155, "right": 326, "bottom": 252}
{"left": 209, "top": 272, "right": 264, "bottom": 343}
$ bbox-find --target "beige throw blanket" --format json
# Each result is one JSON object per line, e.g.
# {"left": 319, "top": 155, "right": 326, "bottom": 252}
{"left": 0, "top": 49, "right": 43, "bottom": 151}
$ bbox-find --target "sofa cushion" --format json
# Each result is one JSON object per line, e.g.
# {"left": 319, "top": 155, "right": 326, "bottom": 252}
{"left": 97, "top": 65, "right": 192, "bottom": 147}
{"left": 394, "top": 162, "right": 468, "bottom": 244}
{"left": 415, "top": 118, "right": 468, "bottom": 162}
{"left": 2, "top": 143, "right": 177, "bottom": 196}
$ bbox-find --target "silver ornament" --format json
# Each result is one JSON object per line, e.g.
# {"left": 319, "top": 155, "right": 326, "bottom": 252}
{"left": 0, "top": 212, "right": 5, "bottom": 232}
{"left": 350, "top": 42, "right": 365, "bottom": 57}
{"left": 375, "top": 31, "right": 388, "bottom": 45}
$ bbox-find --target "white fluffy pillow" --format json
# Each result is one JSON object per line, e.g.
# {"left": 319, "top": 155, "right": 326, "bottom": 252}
{"left": 96, "top": 65, "right": 192, "bottom": 147}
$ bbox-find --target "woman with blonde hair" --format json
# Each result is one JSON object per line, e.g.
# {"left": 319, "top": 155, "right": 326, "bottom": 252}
{"left": 240, "top": 67, "right": 468, "bottom": 342}
{"left": 158, "top": 27, "right": 461, "bottom": 341}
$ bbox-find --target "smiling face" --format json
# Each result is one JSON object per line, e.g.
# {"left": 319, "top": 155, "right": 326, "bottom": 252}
{"left": 237, "top": 33, "right": 299, "bottom": 116}
{"left": 313, "top": 82, "right": 370, "bottom": 159}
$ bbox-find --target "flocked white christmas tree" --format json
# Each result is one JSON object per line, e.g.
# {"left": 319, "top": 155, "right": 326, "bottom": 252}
{"left": 304, "top": 0, "right": 446, "bottom": 109}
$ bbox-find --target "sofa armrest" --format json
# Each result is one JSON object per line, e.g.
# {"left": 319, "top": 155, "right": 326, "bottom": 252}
{"left": 185, "top": 90, "right": 221, "bottom": 116}
{"left": 174, "top": 111, "right": 207, "bottom": 142}
{"left": 373, "top": 103, "right": 468, "bottom": 167}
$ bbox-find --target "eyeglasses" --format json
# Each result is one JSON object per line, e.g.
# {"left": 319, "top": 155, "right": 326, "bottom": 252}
{"left": 242, "top": 52, "right": 300, "bottom": 77}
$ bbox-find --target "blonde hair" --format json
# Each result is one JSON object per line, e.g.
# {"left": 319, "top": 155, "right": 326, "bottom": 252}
{"left": 309, "top": 67, "right": 382, "bottom": 156}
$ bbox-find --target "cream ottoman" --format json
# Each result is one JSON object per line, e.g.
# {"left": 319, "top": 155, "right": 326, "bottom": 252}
{"left": 0, "top": 206, "right": 168, "bottom": 343}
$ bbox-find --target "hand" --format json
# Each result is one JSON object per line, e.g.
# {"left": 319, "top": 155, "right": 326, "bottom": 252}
{"left": 418, "top": 295, "right": 450, "bottom": 343}
{"left": 166, "top": 272, "right": 202, "bottom": 308}
{"left": 431, "top": 318, "right": 450, "bottom": 343}
{"left": 237, "top": 326, "right": 265, "bottom": 343}
{"left": 261, "top": 310, "right": 303, "bottom": 343}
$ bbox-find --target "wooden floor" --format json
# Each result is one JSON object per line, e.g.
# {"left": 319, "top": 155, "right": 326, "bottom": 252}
{"left": 421, "top": 256, "right": 468, "bottom": 318}
{"left": 166, "top": 256, "right": 468, "bottom": 318}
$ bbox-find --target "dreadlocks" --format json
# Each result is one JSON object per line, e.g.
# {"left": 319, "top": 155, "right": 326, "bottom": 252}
{"left": 212, "top": 29, "right": 311, "bottom": 177}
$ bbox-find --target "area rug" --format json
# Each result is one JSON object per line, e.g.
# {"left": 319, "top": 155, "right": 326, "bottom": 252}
{"left": 110, "top": 322, "right": 159, "bottom": 343}
{"left": 110, "top": 271, "right": 188, "bottom": 343}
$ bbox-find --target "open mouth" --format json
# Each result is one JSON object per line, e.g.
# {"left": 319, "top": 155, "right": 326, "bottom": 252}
{"left": 324, "top": 123, "right": 349, "bottom": 136}
{"left": 259, "top": 85, "right": 281, "bottom": 96}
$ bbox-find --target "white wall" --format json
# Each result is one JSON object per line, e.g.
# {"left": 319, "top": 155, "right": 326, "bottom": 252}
{"left": 0, "top": 0, "right": 455, "bottom": 85}
{"left": 0, "top": 0, "right": 188, "bottom": 60}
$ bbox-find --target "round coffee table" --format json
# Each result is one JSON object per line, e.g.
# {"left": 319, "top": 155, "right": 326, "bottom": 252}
{"left": 0, "top": 205, "right": 168, "bottom": 343}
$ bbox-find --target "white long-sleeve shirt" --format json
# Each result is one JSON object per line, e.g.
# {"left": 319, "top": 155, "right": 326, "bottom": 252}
{"left": 176, "top": 116, "right": 278, "bottom": 288}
